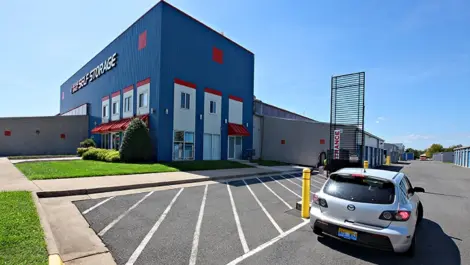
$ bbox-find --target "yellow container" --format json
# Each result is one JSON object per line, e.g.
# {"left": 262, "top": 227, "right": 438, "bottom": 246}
{"left": 364, "top": 160, "right": 369, "bottom": 169}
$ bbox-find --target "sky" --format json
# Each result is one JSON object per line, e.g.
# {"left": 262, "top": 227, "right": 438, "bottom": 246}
{"left": 1, "top": 0, "right": 469, "bottom": 150}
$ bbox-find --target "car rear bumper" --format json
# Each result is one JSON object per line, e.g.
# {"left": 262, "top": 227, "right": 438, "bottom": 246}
{"left": 310, "top": 207, "right": 413, "bottom": 253}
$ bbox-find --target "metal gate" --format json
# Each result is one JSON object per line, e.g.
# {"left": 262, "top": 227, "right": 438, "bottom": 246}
{"left": 328, "top": 72, "right": 365, "bottom": 172}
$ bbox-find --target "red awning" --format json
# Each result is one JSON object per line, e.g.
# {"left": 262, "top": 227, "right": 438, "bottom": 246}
{"left": 91, "top": 115, "right": 149, "bottom": 134}
{"left": 228, "top": 123, "right": 250, "bottom": 136}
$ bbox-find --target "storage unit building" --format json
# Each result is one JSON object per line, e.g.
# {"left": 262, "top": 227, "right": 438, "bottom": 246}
{"left": 257, "top": 116, "right": 384, "bottom": 168}
{"left": 432, "top": 152, "right": 454, "bottom": 163}
{"left": 59, "top": 1, "right": 254, "bottom": 162}
{"left": 454, "top": 146, "right": 470, "bottom": 168}
{"left": 384, "top": 143, "right": 400, "bottom": 163}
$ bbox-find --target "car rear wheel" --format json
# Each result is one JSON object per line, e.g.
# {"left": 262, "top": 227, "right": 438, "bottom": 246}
{"left": 417, "top": 203, "right": 423, "bottom": 225}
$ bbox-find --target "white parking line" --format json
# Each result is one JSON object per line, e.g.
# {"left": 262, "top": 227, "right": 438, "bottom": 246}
{"left": 256, "top": 178, "right": 292, "bottom": 210}
{"left": 189, "top": 185, "right": 208, "bottom": 265}
{"left": 125, "top": 188, "right": 184, "bottom": 265}
{"left": 280, "top": 175, "right": 320, "bottom": 192}
{"left": 269, "top": 176, "right": 301, "bottom": 198}
{"left": 82, "top": 196, "right": 115, "bottom": 215}
{"left": 226, "top": 220, "right": 310, "bottom": 265}
{"left": 227, "top": 183, "right": 250, "bottom": 253}
{"left": 98, "top": 191, "right": 155, "bottom": 236}
{"left": 243, "top": 179, "right": 283, "bottom": 234}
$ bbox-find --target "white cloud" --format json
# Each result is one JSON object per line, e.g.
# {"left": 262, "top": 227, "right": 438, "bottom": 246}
{"left": 375, "top": 116, "right": 386, "bottom": 124}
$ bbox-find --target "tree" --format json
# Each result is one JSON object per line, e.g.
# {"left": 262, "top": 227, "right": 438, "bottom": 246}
{"left": 443, "top": 144, "right": 462, "bottom": 152}
{"left": 119, "top": 118, "right": 153, "bottom": 163}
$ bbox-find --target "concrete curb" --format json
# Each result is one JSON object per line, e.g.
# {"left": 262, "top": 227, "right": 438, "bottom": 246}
{"left": 36, "top": 170, "right": 303, "bottom": 198}
{"left": 32, "top": 193, "right": 64, "bottom": 265}
{"left": 49, "top": 254, "right": 65, "bottom": 265}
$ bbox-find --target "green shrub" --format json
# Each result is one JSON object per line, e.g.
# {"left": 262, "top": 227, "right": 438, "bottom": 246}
{"left": 82, "top": 148, "right": 120, "bottom": 162}
{"left": 80, "top": 138, "right": 96, "bottom": 148}
{"left": 120, "top": 118, "right": 153, "bottom": 163}
{"left": 104, "top": 150, "right": 120, "bottom": 163}
{"left": 77, "top": 147, "right": 91, "bottom": 157}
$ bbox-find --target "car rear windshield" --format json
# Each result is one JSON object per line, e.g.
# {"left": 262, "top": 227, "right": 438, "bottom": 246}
{"left": 323, "top": 174, "right": 395, "bottom": 204}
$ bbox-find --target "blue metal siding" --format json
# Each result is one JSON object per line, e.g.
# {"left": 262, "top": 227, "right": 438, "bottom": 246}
{"left": 60, "top": 4, "right": 163, "bottom": 148}
{"left": 158, "top": 3, "right": 254, "bottom": 161}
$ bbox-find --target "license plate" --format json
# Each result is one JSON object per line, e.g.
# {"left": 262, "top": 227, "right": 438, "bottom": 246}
{"left": 338, "top": 228, "right": 358, "bottom": 241}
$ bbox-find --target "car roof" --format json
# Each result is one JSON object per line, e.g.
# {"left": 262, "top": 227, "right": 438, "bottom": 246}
{"left": 334, "top": 168, "right": 402, "bottom": 183}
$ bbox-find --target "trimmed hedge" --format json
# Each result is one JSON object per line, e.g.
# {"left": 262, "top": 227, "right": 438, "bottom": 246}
{"left": 80, "top": 138, "right": 96, "bottom": 148}
{"left": 82, "top": 148, "right": 120, "bottom": 163}
{"left": 77, "top": 147, "right": 90, "bottom": 157}
{"left": 120, "top": 118, "right": 153, "bottom": 163}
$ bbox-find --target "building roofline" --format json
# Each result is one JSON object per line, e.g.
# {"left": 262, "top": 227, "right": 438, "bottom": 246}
{"left": 163, "top": 1, "right": 253, "bottom": 55}
{"left": 454, "top": 146, "right": 470, "bottom": 150}
{"left": 61, "top": 0, "right": 253, "bottom": 88}
{"left": 255, "top": 99, "right": 317, "bottom": 122}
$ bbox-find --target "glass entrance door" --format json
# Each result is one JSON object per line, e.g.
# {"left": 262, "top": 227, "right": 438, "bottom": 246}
{"left": 228, "top": 136, "right": 242, "bottom": 160}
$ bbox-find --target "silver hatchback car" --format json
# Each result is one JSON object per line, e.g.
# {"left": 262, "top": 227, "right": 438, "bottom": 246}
{"left": 310, "top": 168, "right": 425, "bottom": 257}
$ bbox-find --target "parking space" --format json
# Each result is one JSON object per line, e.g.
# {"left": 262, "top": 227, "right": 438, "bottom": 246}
{"left": 74, "top": 172, "right": 326, "bottom": 265}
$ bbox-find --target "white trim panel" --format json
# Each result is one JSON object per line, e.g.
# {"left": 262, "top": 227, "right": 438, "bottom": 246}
{"left": 229, "top": 99, "right": 243, "bottom": 125}
{"left": 204, "top": 92, "right": 221, "bottom": 135}
{"left": 173, "top": 83, "right": 196, "bottom": 132}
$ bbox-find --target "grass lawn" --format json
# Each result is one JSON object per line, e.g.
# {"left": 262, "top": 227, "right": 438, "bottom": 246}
{"left": 250, "top": 159, "right": 289, "bottom": 166}
{"left": 0, "top": 191, "right": 48, "bottom": 265}
{"left": 8, "top": 154, "right": 77, "bottom": 160}
{"left": 16, "top": 160, "right": 252, "bottom": 180}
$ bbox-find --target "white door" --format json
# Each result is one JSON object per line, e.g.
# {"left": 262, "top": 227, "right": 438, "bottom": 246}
{"left": 204, "top": 134, "right": 221, "bottom": 160}
{"left": 228, "top": 136, "right": 235, "bottom": 159}
{"left": 203, "top": 134, "right": 212, "bottom": 160}
{"left": 235, "top": 136, "right": 242, "bottom": 159}
{"left": 212, "top": 134, "right": 221, "bottom": 160}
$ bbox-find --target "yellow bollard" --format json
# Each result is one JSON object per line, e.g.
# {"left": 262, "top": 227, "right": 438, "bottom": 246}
{"left": 364, "top": 160, "right": 369, "bottom": 169}
{"left": 386, "top": 156, "right": 391, "bottom": 166}
{"left": 301, "top": 168, "right": 311, "bottom": 218}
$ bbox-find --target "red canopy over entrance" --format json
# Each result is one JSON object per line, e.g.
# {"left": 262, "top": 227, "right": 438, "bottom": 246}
{"left": 228, "top": 123, "right": 250, "bottom": 136}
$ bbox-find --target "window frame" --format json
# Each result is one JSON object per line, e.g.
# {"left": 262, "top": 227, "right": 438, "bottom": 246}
{"left": 139, "top": 92, "right": 148, "bottom": 108}
{"left": 209, "top": 100, "right": 217, "bottom": 114}
{"left": 124, "top": 96, "right": 132, "bottom": 112}
{"left": 173, "top": 130, "right": 195, "bottom": 161}
{"left": 102, "top": 105, "right": 108, "bottom": 118}
{"left": 112, "top": 102, "right": 118, "bottom": 115}
{"left": 180, "top": 92, "right": 190, "bottom": 110}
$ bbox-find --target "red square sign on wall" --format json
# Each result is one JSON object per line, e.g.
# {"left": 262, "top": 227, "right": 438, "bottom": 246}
{"left": 138, "top": 30, "right": 147, "bottom": 50}
{"left": 281, "top": 139, "right": 286, "bottom": 145}
{"left": 212, "top": 47, "right": 223, "bottom": 64}
{"left": 320, "top": 139, "right": 326, "bottom": 144}
{"left": 4, "top": 130, "right": 11, "bottom": 136}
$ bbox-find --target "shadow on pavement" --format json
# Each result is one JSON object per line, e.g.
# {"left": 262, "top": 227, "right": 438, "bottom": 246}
{"left": 424, "top": 191, "right": 468, "bottom": 199}
{"left": 317, "top": 219, "right": 460, "bottom": 265}
{"left": 396, "top": 161, "right": 411, "bottom": 165}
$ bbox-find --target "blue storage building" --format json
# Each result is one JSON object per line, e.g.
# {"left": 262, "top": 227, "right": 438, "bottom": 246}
{"left": 454, "top": 146, "right": 470, "bottom": 168}
{"left": 59, "top": 1, "right": 254, "bottom": 162}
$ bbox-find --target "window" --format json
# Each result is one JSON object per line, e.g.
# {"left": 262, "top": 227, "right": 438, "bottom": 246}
{"left": 124, "top": 96, "right": 132, "bottom": 112}
{"left": 209, "top": 101, "right": 216, "bottom": 114}
{"left": 102, "top": 105, "right": 108, "bottom": 117}
{"left": 180, "top": 92, "right": 190, "bottom": 109}
{"left": 112, "top": 102, "right": 118, "bottom": 114}
{"left": 173, "top": 130, "right": 194, "bottom": 160}
{"left": 139, "top": 92, "right": 148, "bottom": 108}
{"left": 323, "top": 173, "right": 395, "bottom": 204}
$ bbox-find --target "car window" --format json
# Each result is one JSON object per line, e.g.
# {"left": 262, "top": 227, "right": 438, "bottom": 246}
{"left": 404, "top": 176, "right": 413, "bottom": 190}
{"left": 323, "top": 174, "right": 395, "bottom": 204}
{"left": 399, "top": 179, "right": 412, "bottom": 199}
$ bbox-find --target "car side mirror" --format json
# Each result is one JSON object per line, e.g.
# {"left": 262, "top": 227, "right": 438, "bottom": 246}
{"left": 413, "top": 187, "right": 425, "bottom": 193}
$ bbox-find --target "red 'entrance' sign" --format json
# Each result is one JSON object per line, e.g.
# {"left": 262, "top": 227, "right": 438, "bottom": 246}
{"left": 333, "top": 130, "right": 341, "bottom": 159}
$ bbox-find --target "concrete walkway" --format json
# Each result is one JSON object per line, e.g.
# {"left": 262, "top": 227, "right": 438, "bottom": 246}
{"left": 34, "top": 167, "right": 302, "bottom": 197}
{"left": 0, "top": 158, "right": 40, "bottom": 191}
{"left": 10, "top": 156, "right": 81, "bottom": 164}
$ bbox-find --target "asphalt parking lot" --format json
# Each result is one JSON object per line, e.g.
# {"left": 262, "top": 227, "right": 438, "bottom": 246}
{"left": 74, "top": 161, "right": 470, "bottom": 265}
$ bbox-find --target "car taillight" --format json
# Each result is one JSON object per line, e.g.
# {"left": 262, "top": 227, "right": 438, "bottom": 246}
{"left": 379, "top": 210, "right": 411, "bottom": 221}
{"left": 312, "top": 194, "right": 328, "bottom": 208}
